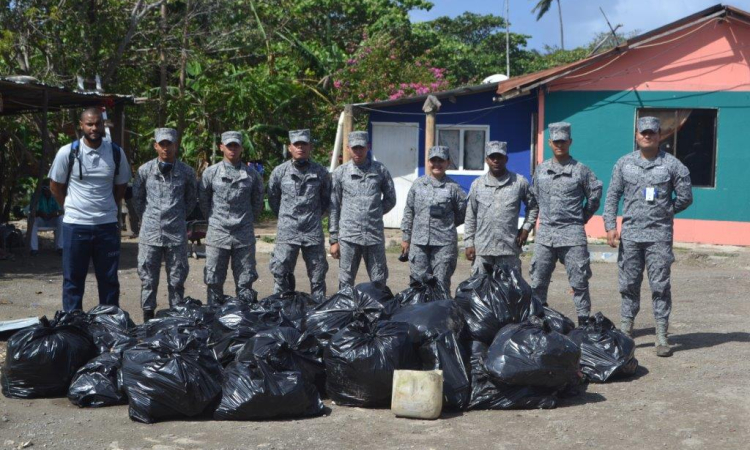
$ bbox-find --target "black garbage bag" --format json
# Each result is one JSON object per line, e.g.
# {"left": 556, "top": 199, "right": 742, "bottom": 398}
{"left": 485, "top": 317, "right": 580, "bottom": 389}
{"left": 455, "top": 264, "right": 542, "bottom": 344}
{"left": 389, "top": 300, "right": 464, "bottom": 344}
{"left": 389, "top": 301, "right": 469, "bottom": 410}
{"left": 568, "top": 313, "right": 638, "bottom": 383}
{"left": 305, "top": 286, "right": 386, "bottom": 351}
{"left": 214, "top": 360, "right": 325, "bottom": 420}
{"left": 120, "top": 329, "right": 223, "bottom": 423}
{"left": 325, "top": 320, "right": 418, "bottom": 407}
{"left": 2, "top": 316, "right": 96, "bottom": 399}
{"left": 209, "top": 302, "right": 292, "bottom": 366}
{"left": 259, "top": 291, "right": 322, "bottom": 330}
{"left": 468, "top": 341, "right": 557, "bottom": 410}
{"left": 540, "top": 306, "right": 576, "bottom": 335}
{"left": 67, "top": 352, "right": 126, "bottom": 407}
{"left": 51, "top": 309, "right": 90, "bottom": 330}
{"left": 419, "top": 331, "right": 471, "bottom": 410}
{"left": 86, "top": 305, "right": 137, "bottom": 354}
{"left": 155, "top": 297, "right": 216, "bottom": 328}
{"left": 355, "top": 282, "right": 398, "bottom": 316}
{"left": 237, "top": 327, "right": 325, "bottom": 393}
{"left": 394, "top": 275, "right": 452, "bottom": 306}
{"left": 134, "top": 316, "right": 210, "bottom": 345}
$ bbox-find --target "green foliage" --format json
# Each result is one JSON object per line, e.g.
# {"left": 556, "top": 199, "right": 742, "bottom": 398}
{"left": 412, "top": 12, "right": 535, "bottom": 84}
{"left": 0, "top": 0, "right": 608, "bottom": 219}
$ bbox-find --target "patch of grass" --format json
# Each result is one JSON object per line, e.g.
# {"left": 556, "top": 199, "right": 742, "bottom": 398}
{"left": 260, "top": 235, "right": 276, "bottom": 244}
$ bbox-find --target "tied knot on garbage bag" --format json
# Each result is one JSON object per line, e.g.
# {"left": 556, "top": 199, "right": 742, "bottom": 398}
{"left": 120, "top": 328, "right": 223, "bottom": 424}
{"left": 455, "top": 264, "right": 543, "bottom": 344}
{"left": 568, "top": 312, "right": 639, "bottom": 383}
{"left": 394, "top": 275, "right": 452, "bottom": 307}
{"left": 305, "top": 285, "right": 387, "bottom": 352}
{"left": 2, "top": 314, "right": 97, "bottom": 399}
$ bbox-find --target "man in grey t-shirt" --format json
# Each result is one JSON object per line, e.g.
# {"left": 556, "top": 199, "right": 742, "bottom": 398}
{"left": 49, "top": 107, "right": 131, "bottom": 311}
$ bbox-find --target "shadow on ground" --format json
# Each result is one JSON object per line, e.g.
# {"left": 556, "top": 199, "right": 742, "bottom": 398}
{"left": 0, "top": 240, "right": 139, "bottom": 280}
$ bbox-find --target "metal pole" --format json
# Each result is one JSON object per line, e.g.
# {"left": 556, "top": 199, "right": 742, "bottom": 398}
{"left": 506, "top": 0, "right": 511, "bottom": 77}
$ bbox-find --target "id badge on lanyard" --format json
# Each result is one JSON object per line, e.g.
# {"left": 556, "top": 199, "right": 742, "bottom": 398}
{"left": 644, "top": 187, "right": 656, "bottom": 202}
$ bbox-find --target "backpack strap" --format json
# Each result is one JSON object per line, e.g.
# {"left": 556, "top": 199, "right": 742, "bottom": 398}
{"left": 65, "top": 139, "right": 122, "bottom": 184}
{"left": 65, "top": 140, "right": 81, "bottom": 185}
{"left": 111, "top": 142, "right": 122, "bottom": 179}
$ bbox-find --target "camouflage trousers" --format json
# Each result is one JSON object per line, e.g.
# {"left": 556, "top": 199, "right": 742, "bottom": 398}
{"left": 270, "top": 242, "right": 328, "bottom": 299}
{"left": 137, "top": 242, "right": 189, "bottom": 311}
{"left": 204, "top": 244, "right": 258, "bottom": 306}
{"left": 618, "top": 239, "right": 674, "bottom": 324}
{"left": 471, "top": 254, "right": 521, "bottom": 276}
{"left": 338, "top": 240, "right": 388, "bottom": 290}
{"left": 409, "top": 243, "right": 458, "bottom": 292}
{"left": 530, "top": 244, "right": 592, "bottom": 318}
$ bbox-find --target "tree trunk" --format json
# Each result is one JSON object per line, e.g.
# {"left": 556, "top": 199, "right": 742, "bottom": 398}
{"left": 557, "top": 0, "right": 565, "bottom": 50}
{"left": 176, "top": 0, "right": 191, "bottom": 150}
{"left": 158, "top": 1, "right": 168, "bottom": 127}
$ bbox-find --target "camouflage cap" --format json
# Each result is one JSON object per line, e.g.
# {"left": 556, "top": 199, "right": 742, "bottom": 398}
{"left": 221, "top": 131, "right": 242, "bottom": 146}
{"left": 637, "top": 116, "right": 660, "bottom": 133}
{"left": 485, "top": 141, "right": 507, "bottom": 156}
{"left": 428, "top": 145, "right": 450, "bottom": 160}
{"left": 348, "top": 131, "right": 369, "bottom": 148}
{"left": 289, "top": 129, "right": 311, "bottom": 144}
{"left": 154, "top": 128, "right": 177, "bottom": 143}
{"left": 549, "top": 122, "right": 571, "bottom": 141}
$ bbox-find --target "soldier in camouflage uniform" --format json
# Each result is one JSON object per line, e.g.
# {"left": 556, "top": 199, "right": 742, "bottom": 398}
{"left": 329, "top": 131, "right": 397, "bottom": 289}
{"left": 401, "top": 145, "right": 467, "bottom": 291}
{"left": 465, "top": 141, "right": 538, "bottom": 275}
{"left": 604, "top": 116, "right": 693, "bottom": 357}
{"left": 199, "top": 131, "right": 264, "bottom": 305}
{"left": 268, "top": 129, "right": 331, "bottom": 299}
{"left": 530, "top": 122, "right": 602, "bottom": 325}
{"left": 133, "top": 128, "right": 198, "bottom": 322}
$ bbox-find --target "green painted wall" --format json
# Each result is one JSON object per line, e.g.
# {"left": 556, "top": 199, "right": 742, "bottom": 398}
{"left": 543, "top": 90, "right": 750, "bottom": 222}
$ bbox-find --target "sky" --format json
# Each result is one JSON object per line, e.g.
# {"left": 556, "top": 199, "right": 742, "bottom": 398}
{"left": 409, "top": 0, "right": 750, "bottom": 51}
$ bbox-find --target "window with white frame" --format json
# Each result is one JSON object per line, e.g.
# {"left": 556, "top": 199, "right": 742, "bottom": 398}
{"left": 436, "top": 125, "right": 488, "bottom": 172}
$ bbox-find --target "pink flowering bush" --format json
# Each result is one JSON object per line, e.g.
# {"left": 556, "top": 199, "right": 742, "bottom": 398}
{"left": 330, "top": 33, "right": 450, "bottom": 104}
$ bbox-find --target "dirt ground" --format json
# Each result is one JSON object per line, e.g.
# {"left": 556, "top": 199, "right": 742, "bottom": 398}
{"left": 0, "top": 228, "right": 748, "bottom": 450}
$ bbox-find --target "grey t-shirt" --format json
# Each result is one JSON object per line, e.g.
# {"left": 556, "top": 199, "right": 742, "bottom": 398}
{"left": 48, "top": 138, "right": 131, "bottom": 225}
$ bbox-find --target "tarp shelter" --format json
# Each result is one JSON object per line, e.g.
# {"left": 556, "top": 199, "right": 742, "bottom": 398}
{"left": 0, "top": 76, "right": 135, "bottom": 251}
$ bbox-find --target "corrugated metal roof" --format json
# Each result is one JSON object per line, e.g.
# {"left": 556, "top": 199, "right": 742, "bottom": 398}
{"left": 353, "top": 81, "right": 500, "bottom": 110}
{"left": 0, "top": 76, "right": 135, "bottom": 116}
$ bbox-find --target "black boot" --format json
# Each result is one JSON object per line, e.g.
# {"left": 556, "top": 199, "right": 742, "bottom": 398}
{"left": 143, "top": 309, "right": 155, "bottom": 323}
{"left": 577, "top": 316, "right": 589, "bottom": 327}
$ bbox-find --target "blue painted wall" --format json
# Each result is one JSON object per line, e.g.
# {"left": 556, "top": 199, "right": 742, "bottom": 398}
{"left": 366, "top": 89, "right": 538, "bottom": 193}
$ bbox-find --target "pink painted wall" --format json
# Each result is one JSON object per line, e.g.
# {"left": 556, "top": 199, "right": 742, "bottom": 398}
{"left": 583, "top": 216, "right": 750, "bottom": 246}
{"left": 548, "top": 18, "right": 750, "bottom": 92}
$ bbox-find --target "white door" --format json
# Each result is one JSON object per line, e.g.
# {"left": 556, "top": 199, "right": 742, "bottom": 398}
{"left": 371, "top": 122, "right": 419, "bottom": 229}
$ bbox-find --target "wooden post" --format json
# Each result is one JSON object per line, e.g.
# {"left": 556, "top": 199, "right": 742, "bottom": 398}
{"left": 342, "top": 104, "right": 354, "bottom": 164}
{"left": 422, "top": 95, "right": 442, "bottom": 166}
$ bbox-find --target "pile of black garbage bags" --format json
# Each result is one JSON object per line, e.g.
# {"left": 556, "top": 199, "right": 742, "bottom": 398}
{"left": 1, "top": 266, "right": 639, "bottom": 422}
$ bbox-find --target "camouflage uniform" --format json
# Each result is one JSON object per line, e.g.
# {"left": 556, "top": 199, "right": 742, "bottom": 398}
{"left": 268, "top": 155, "right": 331, "bottom": 298}
{"left": 330, "top": 146, "right": 396, "bottom": 289}
{"left": 133, "top": 137, "right": 198, "bottom": 311}
{"left": 401, "top": 173, "right": 467, "bottom": 291}
{"left": 465, "top": 171, "right": 538, "bottom": 276}
{"left": 199, "top": 152, "right": 264, "bottom": 304}
{"left": 530, "top": 154, "right": 602, "bottom": 318}
{"left": 604, "top": 149, "right": 693, "bottom": 324}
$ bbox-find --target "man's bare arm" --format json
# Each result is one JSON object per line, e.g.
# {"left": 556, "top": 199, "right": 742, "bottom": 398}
{"left": 50, "top": 181, "right": 67, "bottom": 208}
